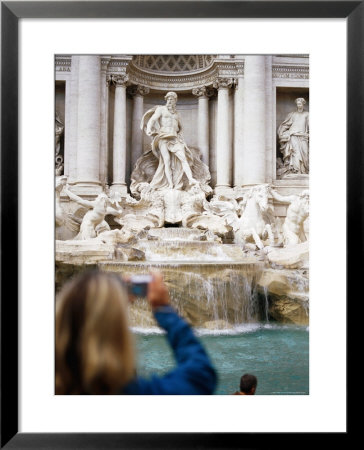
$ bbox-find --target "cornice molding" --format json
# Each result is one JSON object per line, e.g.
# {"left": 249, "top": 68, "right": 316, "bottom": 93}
{"left": 54, "top": 56, "right": 309, "bottom": 85}
{"left": 55, "top": 55, "right": 71, "bottom": 72}
{"left": 273, "top": 64, "right": 309, "bottom": 80}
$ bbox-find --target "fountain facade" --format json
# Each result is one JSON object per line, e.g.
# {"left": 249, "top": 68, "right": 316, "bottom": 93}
{"left": 55, "top": 54, "right": 309, "bottom": 328}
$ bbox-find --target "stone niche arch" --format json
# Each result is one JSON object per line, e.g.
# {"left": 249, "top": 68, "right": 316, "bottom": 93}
{"left": 126, "top": 55, "right": 238, "bottom": 93}
{"left": 132, "top": 55, "right": 216, "bottom": 73}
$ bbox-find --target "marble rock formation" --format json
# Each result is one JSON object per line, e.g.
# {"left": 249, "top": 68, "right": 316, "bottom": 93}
{"left": 257, "top": 266, "right": 309, "bottom": 325}
{"left": 266, "top": 241, "right": 309, "bottom": 269}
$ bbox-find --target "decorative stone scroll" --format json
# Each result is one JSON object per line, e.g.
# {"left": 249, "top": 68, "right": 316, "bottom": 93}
{"left": 192, "top": 86, "right": 215, "bottom": 98}
{"left": 128, "top": 85, "right": 150, "bottom": 97}
{"left": 55, "top": 111, "right": 64, "bottom": 176}
{"left": 213, "top": 77, "right": 234, "bottom": 90}
{"left": 108, "top": 73, "right": 129, "bottom": 87}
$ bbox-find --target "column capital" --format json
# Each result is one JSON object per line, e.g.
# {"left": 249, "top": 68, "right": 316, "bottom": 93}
{"left": 192, "top": 86, "right": 214, "bottom": 98}
{"left": 128, "top": 84, "right": 150, "bottom": 97}
{"left": 107, "top": 73, "right": 129, "bottom": 87}
{"left": 213, "top": 77, "right": 234, "bottom": 90}
{"left": 101, "top": 57, "right": 111, "bottom": 72}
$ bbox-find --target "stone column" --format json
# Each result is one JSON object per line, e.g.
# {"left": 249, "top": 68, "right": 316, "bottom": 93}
{"left": 99, "top": 57, "right": 110, "bottom": 187}
{"left": 130, "top": 85, "right": 150, "bottom": 171}
{"left": 233, "top": 76, "right": 244, "bottom": 187}
{"left": 75, "top": 55, "right": 102, "bottom": 191}
{"left": 213, "top": 78, "right": 234, "bottom": 192}
{"left": 241, "top": 56, "right": 266, "bottom": 186}
{"left": 192, "top": 86, "right": 211, "bottom": 166}
{"left": 63, "top": 79, "right": 70, "bottom": 178}
{"left": 64, "top": 55, "right": 79, "bottom": 183}
{"left": 110, "top": 74, "right": 129, "bottom": 194}
{"left": 265, "top": 56, "right": 273, "bottom": 184}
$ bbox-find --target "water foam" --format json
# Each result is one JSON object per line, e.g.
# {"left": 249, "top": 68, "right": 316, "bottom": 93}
{"left": 131, "top": 322, "right": 308, "bottom": 336}
{"left": 131, "top": 326, "right": 166, "bottom": 335}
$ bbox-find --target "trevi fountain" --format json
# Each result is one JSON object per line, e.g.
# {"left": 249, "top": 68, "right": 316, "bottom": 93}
{"left": 55, "top": 55, "right": 309, "bottom": 394}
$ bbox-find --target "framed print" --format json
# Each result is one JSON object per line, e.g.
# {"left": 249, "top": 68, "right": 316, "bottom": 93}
{"left": 1, "top": 1, "right": 358, "bottom": 448}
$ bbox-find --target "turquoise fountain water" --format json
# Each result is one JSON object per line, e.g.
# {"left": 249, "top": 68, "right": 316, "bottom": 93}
{"left": 134, "top": 324, "right": 309, "bottom": 395}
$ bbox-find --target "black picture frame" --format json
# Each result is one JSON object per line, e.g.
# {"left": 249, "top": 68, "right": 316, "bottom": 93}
{"left": 1, "top": 1, "right": 357, "bottom": 448}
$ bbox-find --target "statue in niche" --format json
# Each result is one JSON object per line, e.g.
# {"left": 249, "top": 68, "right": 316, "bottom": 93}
{"left": 130, "top": 91, "right": 211, "bottom": 197}
{"left": 277, "top": 98, "right": 309, "bottom": 176}
{"left": 270, "top": 188, "right": 309, "bottom": 246}
{"left": 63, "top": 187, "right": 123, "bottom": 240}
{"left": 55, "top": 111, "right": 64, "bottom": 176}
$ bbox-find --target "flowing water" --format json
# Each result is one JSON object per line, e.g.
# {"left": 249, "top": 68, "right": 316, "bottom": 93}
{"left": 134, "top": 324, "right": 309, "bottom": 395}
{"left": 101, "top": 238, "right": 309, "bottom": 395}
{"left": 99, "top": 260, "right": 266, "bottom": 328}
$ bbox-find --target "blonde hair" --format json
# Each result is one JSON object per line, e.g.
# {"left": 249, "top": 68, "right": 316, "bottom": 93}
{"left": 55, "top": 271, "right": 135, "bottom": 394}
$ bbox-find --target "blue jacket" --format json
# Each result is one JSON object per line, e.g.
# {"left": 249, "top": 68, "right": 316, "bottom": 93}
{"left": 122, "top": 306, "right": 217, "bottom": 395}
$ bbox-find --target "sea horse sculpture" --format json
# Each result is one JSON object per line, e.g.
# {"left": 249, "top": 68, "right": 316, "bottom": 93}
{"left": 231, "top": 185, "right": 275, "bottom": 249}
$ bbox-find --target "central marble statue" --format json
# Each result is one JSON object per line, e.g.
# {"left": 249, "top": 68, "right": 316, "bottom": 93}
{"left": 143, "top": 91, "right": 198, "bottom": 190}
{"left": 130, "top": 91, "right": 211, "bottom": 199}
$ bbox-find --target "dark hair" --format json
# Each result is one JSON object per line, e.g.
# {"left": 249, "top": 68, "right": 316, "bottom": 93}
{"left": 239, "top": 374, "right": 257, "bottom": 393}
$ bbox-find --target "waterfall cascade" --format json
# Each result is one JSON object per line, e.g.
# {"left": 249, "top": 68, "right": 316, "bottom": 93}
{"left": 96, "top": 227, "right": 267, "bottom": 329}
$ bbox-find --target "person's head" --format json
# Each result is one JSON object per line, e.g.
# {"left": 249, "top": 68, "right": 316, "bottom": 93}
{"left": 55, "top": 175, "right": 67, "bottom": 191}
{"left": 55, "top": 271, "right": 135, "bottom": 394}
{"left": 95, "top": 192, "right": 109, "bottom": 208}
{"left": 165, "top": 91, "right": 177, "bottom": 110}
{"left": 239, "top": 373, "right": 257, "bottom": 394}
{"left": 295, "top": 97, "right": 306, "bottom": 111}
{"left": 59, "top": 175, "right": 67, "bottom": 186}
